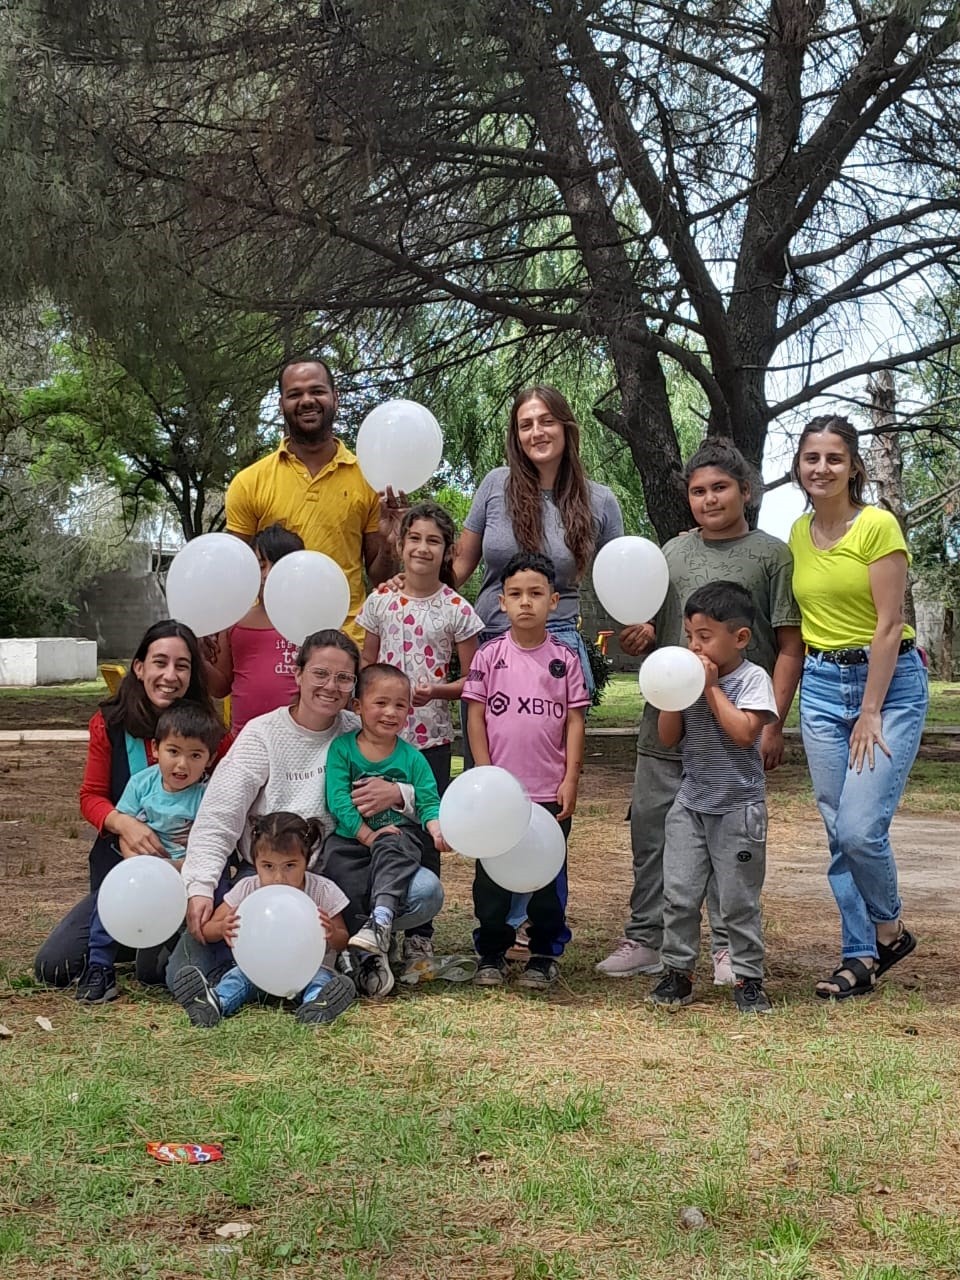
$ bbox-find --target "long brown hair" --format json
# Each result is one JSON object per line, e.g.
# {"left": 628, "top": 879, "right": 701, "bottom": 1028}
{"left": 505, "top": 386, "right": 597, "bottom": 579}
{"left": 791, "top": 415, "right": 868, "bottom": 507}
{"left": 101, "top": 620, "right": 215, "bottom": 740}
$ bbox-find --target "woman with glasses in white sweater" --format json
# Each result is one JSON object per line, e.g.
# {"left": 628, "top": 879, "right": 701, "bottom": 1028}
{"left": 166, "top": 628, "right": 442, "bottom": 992}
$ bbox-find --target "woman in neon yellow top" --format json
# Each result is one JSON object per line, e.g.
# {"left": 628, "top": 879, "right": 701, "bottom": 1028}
{"left": 788, "top": 416, "right": 928, "bottom": 1001}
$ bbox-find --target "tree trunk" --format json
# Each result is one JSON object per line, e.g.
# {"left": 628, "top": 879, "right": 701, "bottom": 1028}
{"left": 941, "top": 606, "right": 955, "bottom": 681}
{"left": 599, "top": 344, "right": 690, "bottom": 541}
{"left": 868, "top": 370, "right": 915, "bottom": 627}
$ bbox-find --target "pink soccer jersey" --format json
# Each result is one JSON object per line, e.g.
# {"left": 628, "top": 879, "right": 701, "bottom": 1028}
{"left": 461, "top": 633, "right": 590, "bottom": 801}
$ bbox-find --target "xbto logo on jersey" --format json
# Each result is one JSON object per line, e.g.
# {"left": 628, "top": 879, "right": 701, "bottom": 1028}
{"left": 517, "top": 696, "right": 564, "bottom": 718}
{"left": 488, "top": 691, "right": 510, "bottom": 716}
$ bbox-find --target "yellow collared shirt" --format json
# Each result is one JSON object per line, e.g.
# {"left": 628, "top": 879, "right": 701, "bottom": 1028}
{"left": 225, "top": 438, "right": 380, "bottom": 643}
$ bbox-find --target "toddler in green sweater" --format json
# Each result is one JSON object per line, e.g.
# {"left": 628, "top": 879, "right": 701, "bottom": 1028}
{"left": 323, "top": 664, "right": 448, "bottom": 981}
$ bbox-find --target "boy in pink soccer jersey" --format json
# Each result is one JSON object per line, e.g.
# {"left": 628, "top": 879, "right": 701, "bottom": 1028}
{"left": 462, "top": 552, "right": 589, "bottom": 991}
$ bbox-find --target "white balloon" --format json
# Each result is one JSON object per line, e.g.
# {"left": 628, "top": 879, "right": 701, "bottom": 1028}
{"left": 232, "top": 885, "right": 327, "bottom": 998}
{"left": 439, "top": 766, "right": 532, "bottom": 860}
{"left": 96, "top": 858, "right": 187, "bottom": 949}
{"left": 639, "top": 646, "right": 706, "bottom": 712}
{"left": 592, "top": 536, "right": 670, "bottom": 625}
{"left": 263, "top": 550, "right": 351, "bottom": 646}
{"left": 165, "top": 533, "right": 261, "bottom": 638}
{"left": 481, "top": 804, "right": 566, "bottom": 893}
{"left": 355, "top": 399, "right": 444, "bottom": 494}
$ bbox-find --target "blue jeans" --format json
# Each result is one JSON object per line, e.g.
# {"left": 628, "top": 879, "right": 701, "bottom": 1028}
{"left": 88, "top": 904, "right": 116, "bottom": 969}
{"left": 800, "top": 648, "right": 927, "bottom": 960}
{"left": 394, "top": 866, "right": 444, "bottom": 931}
{"left": 214, "top": 964, "right": 336, "bottom": 1017}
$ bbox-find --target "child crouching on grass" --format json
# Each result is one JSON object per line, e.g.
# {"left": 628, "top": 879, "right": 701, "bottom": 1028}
{"left": 174, "top": 812, "right": 356, "bottom": 1027}
{"left": 77, "top": 701, "right": 224, "bottom": 1005}
{"left": 649, "top": 582, "right": 779, "bottom": 1015}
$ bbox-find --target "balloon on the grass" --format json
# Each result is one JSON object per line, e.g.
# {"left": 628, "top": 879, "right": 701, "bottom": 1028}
{"left": 96, "top": 857, "right": 187, "bottom": 949}
{"left": 439, "top": 766, "right": 532, "bottom": 860}
{"left": 232, "top": 885, "right": 327, "bottom": 998}
{"left": 263, "top": 550, "right": 351, "bottom": 646}
{"left": 165, "top": 533, "right": 261, "bottom": 637}
{"left": 639, "top": 646, "right": 706, "bottom": 712}
{"left": 591, "top": 536, "right": 670, "bottom": 624}
{"left": 481, "top": 803, "right": 566, "bottom": 893}
{"left": 355, "top": 399, "right": 443, "bottom": 494}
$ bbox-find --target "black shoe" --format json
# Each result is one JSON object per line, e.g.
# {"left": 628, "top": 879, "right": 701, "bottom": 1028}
{"left": 474, "top": 954, "right": 507, "bottom": 987}
{"left": 517, "top": 956, "right": 560, "bottom": 990}
{"left": 296, "top": 973, "right": 357, "bottom": 1025}
{"left": 647, "top": 968, "right": 694, "bottom": 1008}
{"left": 733, "top": 977, "right": 773, "bottom": 1015}
{"left": 76, "top": 964, "right": 118, "bottom": 1004}
{"left": 173, "top": 965, "right": 222, "bottom": 1027}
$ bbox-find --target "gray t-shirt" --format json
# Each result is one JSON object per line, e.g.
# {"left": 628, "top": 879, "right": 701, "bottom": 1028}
{"left": 676, "top": 659, "right": 779, "bottom": 814}
{"left": 465, "top": 467, "right": 624, "bottom": 634}
{"left": 637, "top": 528, "right": 801, "bottom": 758}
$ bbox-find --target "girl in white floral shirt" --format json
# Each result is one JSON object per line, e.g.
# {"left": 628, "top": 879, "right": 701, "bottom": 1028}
{"left": 358, "top": 502, "right": 485, "bottom": 963}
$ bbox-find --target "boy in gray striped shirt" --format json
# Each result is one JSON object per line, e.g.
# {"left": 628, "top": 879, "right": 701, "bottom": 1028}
{"left": 648, "top": 582, "right": 779, "bottom": 1014}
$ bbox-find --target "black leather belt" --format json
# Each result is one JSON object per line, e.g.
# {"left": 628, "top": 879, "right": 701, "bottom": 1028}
{"left": 806, "top": 638, "right": 916, "bottom": 666}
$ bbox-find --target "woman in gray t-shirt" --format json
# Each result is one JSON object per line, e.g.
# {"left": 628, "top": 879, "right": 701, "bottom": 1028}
{"left": 457, "top": 386, "right": 623, "bottom": 677}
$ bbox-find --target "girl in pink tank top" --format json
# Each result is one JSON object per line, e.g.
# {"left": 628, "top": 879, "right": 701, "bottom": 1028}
{"left": 202, "top": 524, "right": 303, "bottom": 733}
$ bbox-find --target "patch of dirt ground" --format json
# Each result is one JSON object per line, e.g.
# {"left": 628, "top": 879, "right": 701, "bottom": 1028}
{"left": 2, "top": 737, "right": 958, "bottom": 1000}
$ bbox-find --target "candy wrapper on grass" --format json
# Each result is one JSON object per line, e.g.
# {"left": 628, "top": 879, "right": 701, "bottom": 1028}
{"left": 146, "top": 1141, "right": 224, "bottom": 1165}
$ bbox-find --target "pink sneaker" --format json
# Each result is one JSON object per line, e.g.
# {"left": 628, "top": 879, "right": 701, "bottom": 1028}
{"left": 595, "top": 939, "right": 664, "bottom": 978}
{"left": 712, "top": 948, "right": 735, "bottom": 986}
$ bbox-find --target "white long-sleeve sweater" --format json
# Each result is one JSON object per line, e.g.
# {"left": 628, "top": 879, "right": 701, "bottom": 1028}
{"left": 182, "top": 705, "right": 360, "bottom": 900}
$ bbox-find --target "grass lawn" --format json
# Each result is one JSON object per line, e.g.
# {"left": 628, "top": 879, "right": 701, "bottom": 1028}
{"left": 589, "top": 674, "right": 960, "bottom": 730}
{"left": 0, "top": 678, "right": 107, "bottom": 705}
{"left": 2, "top": 736, "right": 960, "bottom": 1278}
{"left": 3, "top": 970, "right": 959, "bottom": 1280}
{"left": 3, "top": 674, "right": 960, "bottom": 734}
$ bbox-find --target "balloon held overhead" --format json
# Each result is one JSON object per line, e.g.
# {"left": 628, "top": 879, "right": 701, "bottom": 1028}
{"left": 355, "top": 399, "right": 443, "bottom": 494}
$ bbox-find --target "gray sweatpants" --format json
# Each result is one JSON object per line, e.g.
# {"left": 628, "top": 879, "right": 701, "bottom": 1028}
{"left": 660, "top": 798, "right": 767, "bottom": 981}
{"left": 626, "top": 753, "right": 728, "bottom": 953}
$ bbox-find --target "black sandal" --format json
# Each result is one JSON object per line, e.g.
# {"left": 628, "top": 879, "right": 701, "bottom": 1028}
{"left": 814, "top": 958, "right": 877, "bottom": 1001}
{"left": 876, "top": 926, "right": 916, "bottom": 978}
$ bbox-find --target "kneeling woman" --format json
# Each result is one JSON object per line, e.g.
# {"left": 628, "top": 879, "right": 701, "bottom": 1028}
{"left": 790, "top": 417, "right": 928, "bottom": 999}
{"left": 34, "top": 620, "right": 227, "bottom": 994}
{"left": 169, "top": 628, "right": 443, "bottom": 990}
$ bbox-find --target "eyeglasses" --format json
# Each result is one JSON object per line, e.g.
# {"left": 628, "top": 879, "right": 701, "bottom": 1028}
{"left": 305, "top": 668, "right": 357, "bottom": 691}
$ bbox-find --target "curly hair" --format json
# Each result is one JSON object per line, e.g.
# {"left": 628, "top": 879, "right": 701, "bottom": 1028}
{"left": 505, "top": 386, "right": 597, "bottom": 579}
{"left": 398, "top": 501, "right": 457, "bottom": 588}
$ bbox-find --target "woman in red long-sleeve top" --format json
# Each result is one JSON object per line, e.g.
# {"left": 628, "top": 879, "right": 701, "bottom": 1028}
{"left": 35, "top": 619, "right": 230, "bottom": 988}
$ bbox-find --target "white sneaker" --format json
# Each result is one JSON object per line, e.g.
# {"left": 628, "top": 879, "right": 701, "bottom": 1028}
{"left": 712, "top": 948, "right": 735, "bottom": 986}
{"left": 595, "top": 938, "right": 664, "bottom": 978}
{"left": 349, "top": 916, "right": 391, "bottom": 956}
{"left": 355, "top": 953, "right": 395, "bottom": 998}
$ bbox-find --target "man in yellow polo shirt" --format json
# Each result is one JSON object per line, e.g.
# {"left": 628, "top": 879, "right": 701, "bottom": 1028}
{"left": 225, "top": 358, "right": 401, "bottom": 643}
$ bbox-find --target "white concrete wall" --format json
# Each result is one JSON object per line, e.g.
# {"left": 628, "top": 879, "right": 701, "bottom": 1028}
{"left": 0, "top": 638, "right": 98, "bottom": 686}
